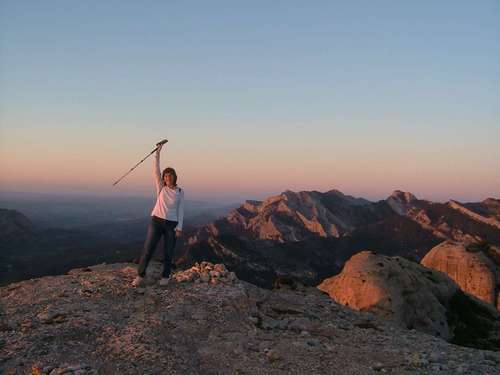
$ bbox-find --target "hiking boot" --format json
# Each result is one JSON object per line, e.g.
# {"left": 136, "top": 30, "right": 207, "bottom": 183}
{"left": 132, "top": 276, "right": 144, "bottom": 287}
{"left": 158, "top": 277, "right": 171, "bottom": 286}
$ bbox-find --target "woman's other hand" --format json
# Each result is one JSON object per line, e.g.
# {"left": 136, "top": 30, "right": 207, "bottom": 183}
{"left": 156, "top": 143, "right": 163, "bottom": 152}
{"left": 175, "top": 229, "right": 182, "bottom": 238}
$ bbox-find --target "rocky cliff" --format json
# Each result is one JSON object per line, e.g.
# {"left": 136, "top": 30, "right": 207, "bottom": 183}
{"left": 2, "top": 261, "right": 500, "bottom": 374}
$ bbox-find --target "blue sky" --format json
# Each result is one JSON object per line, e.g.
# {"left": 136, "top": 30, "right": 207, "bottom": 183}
{"left": 0, "top": 1, "right": 499, "bottom": 202}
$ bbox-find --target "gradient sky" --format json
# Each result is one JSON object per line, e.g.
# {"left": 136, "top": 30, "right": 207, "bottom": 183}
{"left": 1, "top": 0, "right": 499, "bottom": 203}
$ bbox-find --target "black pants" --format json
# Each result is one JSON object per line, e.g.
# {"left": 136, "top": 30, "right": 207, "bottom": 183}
{"left": 137, "top": 215, "right": 178, "bottom": 278}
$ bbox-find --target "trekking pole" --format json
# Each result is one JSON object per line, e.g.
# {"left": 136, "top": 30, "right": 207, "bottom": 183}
{"left": 112, "top": 139, "right": 168, "bottom": 186}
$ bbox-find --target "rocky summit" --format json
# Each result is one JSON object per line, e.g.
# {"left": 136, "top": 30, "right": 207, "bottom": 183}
{"left": 1, "top": 261, "right": 500, "bottom": 375}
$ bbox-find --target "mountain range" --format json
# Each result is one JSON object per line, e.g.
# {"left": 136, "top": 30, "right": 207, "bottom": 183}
{"left": 174, "top": 189, "right": 499, "bottom": 288}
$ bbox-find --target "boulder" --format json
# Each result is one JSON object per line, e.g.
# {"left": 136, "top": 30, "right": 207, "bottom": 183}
{"left": 317, "top": 251, "right": 458, "bottom": 339}
{"left": 421, "top": 240, "right": 499, "bottom": 310}
{"left": 317, "top": 250, "right": 500, "bottom": 349}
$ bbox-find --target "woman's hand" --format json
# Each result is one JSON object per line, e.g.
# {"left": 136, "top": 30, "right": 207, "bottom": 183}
{"left": 175, "top": 229, "right": 182, "bottom": 238}
{"left": 156, "top": 143, "right": 164, "bottom": 152}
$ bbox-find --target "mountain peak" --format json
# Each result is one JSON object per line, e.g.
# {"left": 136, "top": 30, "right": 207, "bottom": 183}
{"left": 325, "top": 188, "right": 347, "bottom": 196}
{"left": 389, "top": 190, "right": 418, "bottom": 203}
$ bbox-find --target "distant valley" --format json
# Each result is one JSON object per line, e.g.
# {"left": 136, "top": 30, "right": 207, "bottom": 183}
{"left": 0, "top": 191, "right": 237, "bottom": 285}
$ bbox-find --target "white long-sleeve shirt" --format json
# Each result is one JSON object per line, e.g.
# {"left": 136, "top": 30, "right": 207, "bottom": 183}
{"left": 150, "top": 151, "right": 185, "bottom": 230}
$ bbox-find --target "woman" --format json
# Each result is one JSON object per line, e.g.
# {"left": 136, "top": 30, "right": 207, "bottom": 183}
{"left": 132, "top": 142, "right": 185, "bottom": 287}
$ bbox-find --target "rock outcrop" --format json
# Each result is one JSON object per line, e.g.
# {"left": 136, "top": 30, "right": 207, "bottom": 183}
{"left": 317, "top": 251, "right": 500, "bottom": 349}
{"left": 422, "top": 240, "right": 500, "bottom": 310}
{"left": 2, "top": 261, "right": 499, "bottom": 374}
{"left": 317, "top": 251, "right": 458, "bottom": 339}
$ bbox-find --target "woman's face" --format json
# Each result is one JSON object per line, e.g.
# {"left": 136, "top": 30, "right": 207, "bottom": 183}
{"left": 164, "top": 172, "right": 175, "bottom": 186}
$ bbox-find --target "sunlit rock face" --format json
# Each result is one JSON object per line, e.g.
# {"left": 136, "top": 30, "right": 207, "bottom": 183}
{"left": 190, "top": 189, "right": 392, "bottom": 243}
{"left": 386, "top": 190, "right": 418, "bottom": 215}
{"left": 318, "top": 251, "right": 459, "bottom": 340}
{"left": 422, "top": 240, "right": 500, "bottom": 310}
{"left": 317, "top": 250, "right": 500, "bottom": 349}
{"left": 188, "top": 189, "right": 500, "bottom": 251}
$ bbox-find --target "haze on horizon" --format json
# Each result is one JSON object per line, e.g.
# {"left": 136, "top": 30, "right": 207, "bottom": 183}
{"left": 1, "top": 1, "right": 499, "bottom": 204}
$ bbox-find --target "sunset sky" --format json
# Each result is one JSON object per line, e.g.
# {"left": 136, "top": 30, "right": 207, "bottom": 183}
{"left": 1, "top": 1, "right": 499, "bottom": 203}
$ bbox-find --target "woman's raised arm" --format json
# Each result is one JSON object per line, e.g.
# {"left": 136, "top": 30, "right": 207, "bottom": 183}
{"left": 154, "top": 145, "right": 164, "bottom": 196}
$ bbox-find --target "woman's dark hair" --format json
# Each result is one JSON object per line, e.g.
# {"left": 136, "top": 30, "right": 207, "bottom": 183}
{"left": 162, "top": 167, "right": 177, "bottom": 186}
